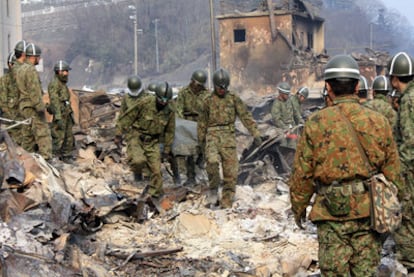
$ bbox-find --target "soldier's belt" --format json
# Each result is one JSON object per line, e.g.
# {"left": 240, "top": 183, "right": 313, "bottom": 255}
{"left": 139, "top": 134, "right": 159, "bottom": 143}
{"left": 207, "top": 125, "right": 234, "bottom": 131}
{"left": 317, "top": 180, "right": 366, "bottom": 195}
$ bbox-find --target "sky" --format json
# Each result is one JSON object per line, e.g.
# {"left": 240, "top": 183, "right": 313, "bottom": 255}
{"left": 381, "top": 0, "right": 414, "bottom": 26}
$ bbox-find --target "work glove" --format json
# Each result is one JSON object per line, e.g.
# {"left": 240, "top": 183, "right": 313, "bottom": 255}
{"left": 56, "top": 119, "right": 64, "bottom": 130}
{"left": 253, "top": 136, "right": 263, "bottom": 148}
{"left": 294, "top": 210, "right": 306, "bottom": 230}
{"left": 286, "top": 133, "right": 298, "bottom": 140}
{"left": 46, "top": 104, "right": 56, "bottom": 115}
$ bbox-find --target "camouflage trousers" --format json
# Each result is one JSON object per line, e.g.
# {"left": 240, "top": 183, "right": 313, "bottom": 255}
{"left": 20, "top": 108, "right": 52, "bottom": 160}
{"left": 126, "top": 133, "right": 163, "bottom": 198}
{"left": 51, "top": 114, "right": 74, "bottom": 158}
{"left": 317, "top": 218, "right": 381, "bottom": 277}
{"left": 394, "top": 168, "right": 414, "bottom": 270}
{"left": 205, "top": 131, "right": 238, "bottom": 200}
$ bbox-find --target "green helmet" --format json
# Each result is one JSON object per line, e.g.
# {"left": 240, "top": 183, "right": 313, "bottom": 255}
{"left": 277, "top": 82, "right": 291, "bottom": 95}
{"left": 297, "top": 86, "right": 309, "bottom": 98}
{"left": 147, "top": 82, "right": 158, "bottom": 92}
{"left": 191, "top": 69, "right": 207, "bottom": 85}
{"left": 14, "top": 40, "right": 27, "bottom": 54}
{"left": 324, "top": 54, "right": 360, "bottom": 80}
{"left": 358, "top": 75, "right": 369, "bottom": 91}
{"left": 213, "top": 68, "right": 230, "bottom": 89}
{"left": 54, "top": 60, "right": 71, "bottom": 72}
{"left": 127, "top": 75, "right": 143, "bottom": 97}
{"left": 7, "top": 51, "right": 16, "bottom": 65}
{"left": 372, "top": 75, "right": 391, "bottom": 93}
{"left": 25, "top": 43, "right": 41, "bottom": 57}
{"left": 155, "top": 81, "right": 173, "bottom": 101}
{"left": 388, "top": 52, "right": 414, "bottom": 77}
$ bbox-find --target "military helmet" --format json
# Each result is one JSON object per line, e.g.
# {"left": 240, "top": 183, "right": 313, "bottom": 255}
{"left": 297, "top": 86, "right": 309, "bottom": 98}
{"left": 191, "top": 69, "right": 207, "bottom": 85}
{"left": 54, "top": 60, "right": 71, "bottom": 72}
{"left": 277, "top": 82, "right": 291, "bottom": 95}
{"left": 358, "top": 75, "right": 369, "bottom": 91}
{"left": 213, "top": 68, "right": 230, "bottom": 89}
{"left": 127, "top": 75, "right": 142, "bottom": 91}
{"left": 14, "top": 40, "right": 27, "bottom": 54}
{"left": 388, "top": 52, "right": 414, "bottom": 77}
{"left": 147, "top": 82, "right": 158, "bottom": 92}
{"left": 25, "top": 43, "right": 41, "bottom": 57}
{"left": 155, "top": 81, "right": 173, "bottom": 101}
{"left": 372, "top": 75, "right": 391, "bottom": 92}
{"left": 324, "top": 54, "right": 360, "bottom": 80}
{"left": 7, "top": 51, "right": 16, "bottom": 65}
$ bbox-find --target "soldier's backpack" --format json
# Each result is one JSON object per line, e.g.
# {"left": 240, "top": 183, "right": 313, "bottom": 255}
{"left": 336, "top": 106, "right": 401, "bottom": 233}
{"left": 366, "top": 173, "right": 402, "bottom": 233}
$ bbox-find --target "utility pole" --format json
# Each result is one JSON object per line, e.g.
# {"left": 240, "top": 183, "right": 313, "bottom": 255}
{"left": 153, "top": 18, "right": 160, "bottom": 73}
{"left": 209, "top": 0, "right": 217, "bottom": 72}
{"left": 128, "top": 5, "right": 138, "bottom": 75}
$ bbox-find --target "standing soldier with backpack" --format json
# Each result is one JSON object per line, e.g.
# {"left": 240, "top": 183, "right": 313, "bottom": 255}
{"left": 289, "top": 55, "right": 402, "bottom": 276}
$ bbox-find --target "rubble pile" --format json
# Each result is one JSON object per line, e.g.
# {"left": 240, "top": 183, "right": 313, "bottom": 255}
{"left": 0, "top": 90, "right": 405, "bottom": 276}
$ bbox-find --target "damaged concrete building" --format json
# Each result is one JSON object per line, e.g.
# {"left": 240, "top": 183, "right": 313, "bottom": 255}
{"left": 217, "top": 0, "right": 327, "bottom": 94}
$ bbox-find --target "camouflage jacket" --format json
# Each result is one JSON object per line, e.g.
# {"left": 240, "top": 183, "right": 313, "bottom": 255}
{"left": 290, "top": 96, "right": 305, "bottom": 125}
{"left": 396, "top": 81, "right": 414, "bottom": 167}
{"left": 271, "top": 97, "right": 295, "bottom": 129}
{"left": 176, "top": 85, "right": 209, "bottom": 121}
{"left": 47, "top": 76, "right": 73, "bottom": 121}
{"left": 0, "top": 65, "right": 22, "bottom": 120}
{"left": 116, "top": 94, "right": 175, "bottom": 153}
{"left": 364, "top": 94, "right": 397, "bottom": 131}
{"left": 197, "top": 91, "right": 260, "bottom": 146}
{"left": 289, "top": 95, "right": 402, "bottom": 222}
{"left": 15, "top": 61, "right": 45, "bottom": 112}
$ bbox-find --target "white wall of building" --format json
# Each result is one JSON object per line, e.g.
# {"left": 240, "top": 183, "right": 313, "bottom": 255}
{"left": 0, "top": 0, "right": 22, "bottom": 76}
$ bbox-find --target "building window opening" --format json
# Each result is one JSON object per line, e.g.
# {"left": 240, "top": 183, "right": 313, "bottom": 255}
{"left": 234, "top": 29, "right": 246, "bottom": 43}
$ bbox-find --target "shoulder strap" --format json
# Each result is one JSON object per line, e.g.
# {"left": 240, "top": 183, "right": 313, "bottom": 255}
{"left": 335, "top": 106, "right": 376, "bottom": 176}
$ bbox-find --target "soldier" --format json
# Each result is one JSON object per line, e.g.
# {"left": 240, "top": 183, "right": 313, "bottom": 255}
{"left": 291, "top": 86, "right": 309, "bottom": 124}
{"left": 1, "top": 40, "right": 28, "bottom": 145}
{"left": 47, "top": 60, "right": 75, "bottom": 162}
{"left": 289, "top": 55, "right": 402, "bottom": 276}
{"left": 116, "top": 80, "right": 175, "bottom": 199}
{"left": 115, "top": 75, "right": 149, "bottom": 181}
{"left": 357, "top": 75, "right": 369, "bottom": 105}
{"left": 387, "top": 51, "right": 414, "bottom": 276}
{"left": 364, "top": 75, "right": 397, "bottom": 129}
{"left": 0, "top": 52, "right": 19, "bottom": 131}
{"left": 15, "top": 43, "right": 52, "bottom": 161}
{"left": 176, "top": 69, "right": 209, "bottom": 186}
{"left": 271, "top": 82, "right": 298, "bottom": 148}
{"left": 198, "top": 68, "right": 262, "bottom": 209}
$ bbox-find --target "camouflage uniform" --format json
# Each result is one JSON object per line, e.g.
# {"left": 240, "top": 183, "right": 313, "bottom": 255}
{"left": 289, "top": 95, "right": 402, "bottom": 276}
{"left": 0, "top": 61, "right": 24, "bottom": 144}
{"left": 198, "top": 91, "right": 260, "bottom": 206}
{"left": 290, "top": 95, "right": 305, "bottom": 125}
{"left": 394, "top": 80, "right": 414, "bottom": 271}
{"left": 271, "top": 96, "right": 297, "bottom": 148}
{"left": 116, "top": 94, "right": 175, "bottom": 197}
{"left": 363, "top": 93, "right": 397, "bottom": 132}
{"left": 176, "top": 84, "right": 209, "bottom": 183}
{"left": 48, "top": 75, "right": 75, "bottom": 158}
{"left": 15, "top": 61, "right": 52, "bottom": 160}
